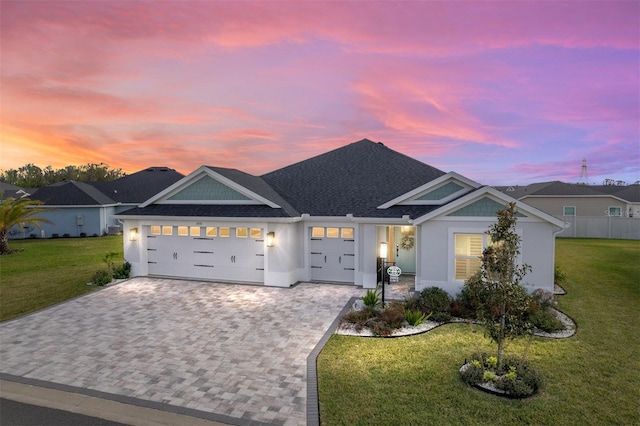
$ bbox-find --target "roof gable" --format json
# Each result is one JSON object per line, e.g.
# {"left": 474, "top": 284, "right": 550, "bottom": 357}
{"left": 377, "top": 172, "right": 479, "bottom": 209}
{"left": 414, "top": 186, "right": 566, "bottom": 227}
{"left": 140, "top": 166, "right": 288, "bottom": 210}
{"left": 167, "top": 176, "right": 251, "bottom": 201}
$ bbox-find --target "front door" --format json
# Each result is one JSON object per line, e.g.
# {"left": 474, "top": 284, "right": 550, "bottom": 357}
{"left": 393, "top": 226, "right": 416, "bottom": 274}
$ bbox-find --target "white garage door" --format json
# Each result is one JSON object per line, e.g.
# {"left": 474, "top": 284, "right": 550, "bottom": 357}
{"left": 147, "top": 225, "right": 264, "bottom": 283}
{"left": 309, "top": 226, "right": 355, "bottom": 283}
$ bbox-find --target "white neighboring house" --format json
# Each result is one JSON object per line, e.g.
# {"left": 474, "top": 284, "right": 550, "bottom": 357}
{"left": 115, "top": 140, "right": 566, "bottom": 295}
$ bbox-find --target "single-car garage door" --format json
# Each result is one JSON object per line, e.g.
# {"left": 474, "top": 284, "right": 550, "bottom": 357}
{"left": 147, "top": 225, "right": 264, "bottom": 283}
{"left": 310, "top": 226, "right": 355, "bottom": 283}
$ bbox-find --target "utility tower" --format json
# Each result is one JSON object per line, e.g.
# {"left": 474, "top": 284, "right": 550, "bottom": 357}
{"left": 579, "top": 158, "right": 588, "bottom": 184}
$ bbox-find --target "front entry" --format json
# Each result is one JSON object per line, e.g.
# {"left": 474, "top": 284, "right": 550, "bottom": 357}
{"left": 309, "top": 226, "right": 355, "bottom": 283}
{"left": 393, "top": 226, "right": 416, "bottom": 273}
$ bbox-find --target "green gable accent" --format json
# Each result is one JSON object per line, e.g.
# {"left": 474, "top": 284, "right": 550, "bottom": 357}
{"left": 447, "top": 197, "right": 526, "bottom": 217}
{"left": 168, "top": 176, "right": 251, "bottom": 201}
{"left": 416, "top": 182, "right": 464, "bottom": 201}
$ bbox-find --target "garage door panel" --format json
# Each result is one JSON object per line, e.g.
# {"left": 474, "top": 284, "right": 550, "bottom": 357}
{"left": 309, "top": 228, "right": 355, "bottom": 283}
{"left": 146, "top": 226, "right": 264, "bottom": 283}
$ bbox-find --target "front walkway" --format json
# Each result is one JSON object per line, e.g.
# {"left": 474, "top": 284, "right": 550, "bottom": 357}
{"left": 0, "top": 278, "right": 364, "bottom": 425}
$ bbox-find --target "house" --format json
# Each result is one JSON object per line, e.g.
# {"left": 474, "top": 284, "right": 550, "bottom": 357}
{"left": 115, "top": 140, "right": 565, "bottom": 295}
{"left": 495, "top": 181, "right": 640, "bottom": 239}
{"left": 24, "top": 167, "right": 183, "bottom": 238}
{"left": 0, "top": 182, "right": 31, "bottom": 200}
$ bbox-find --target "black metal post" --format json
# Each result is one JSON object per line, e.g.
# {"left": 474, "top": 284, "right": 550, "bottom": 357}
{"left": 381, "top": 259, "right": 386, "bottom": 308}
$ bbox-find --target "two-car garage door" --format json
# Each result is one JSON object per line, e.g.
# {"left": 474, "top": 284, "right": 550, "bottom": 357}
{"left": 147, "top": 225, "right": 264, "bottom": 283}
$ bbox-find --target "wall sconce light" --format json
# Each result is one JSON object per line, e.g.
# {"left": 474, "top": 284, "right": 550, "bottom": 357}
{"left": 379, "top": 241, "right": 388, "bottom": 259}
{"left": 129, "top": 227, "right": 138, "bottom": 241}
{"left": 266, "top": 231, "right": 275, "bottom": 247}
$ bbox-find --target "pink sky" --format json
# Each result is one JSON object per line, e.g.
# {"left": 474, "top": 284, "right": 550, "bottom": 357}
{"left": 1, "top": 1, "right": 638, "bottom": 185}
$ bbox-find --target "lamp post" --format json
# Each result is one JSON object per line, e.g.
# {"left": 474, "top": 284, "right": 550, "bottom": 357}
{"left": 379, "top": 242, "right": 388, "bottom": 308}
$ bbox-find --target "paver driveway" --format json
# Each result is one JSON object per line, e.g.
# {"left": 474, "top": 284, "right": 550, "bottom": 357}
{"left": 0, "top": 278, "right": 364, "bottom": 425}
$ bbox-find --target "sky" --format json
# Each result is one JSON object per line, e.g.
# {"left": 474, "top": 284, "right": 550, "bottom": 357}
{"left": 1, "top": 1, "right": 638, "bottom": 186}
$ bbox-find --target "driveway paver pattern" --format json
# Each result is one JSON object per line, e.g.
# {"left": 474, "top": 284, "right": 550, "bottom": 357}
{"left": 0, "top": 278, "right": 364, "bottom": 425}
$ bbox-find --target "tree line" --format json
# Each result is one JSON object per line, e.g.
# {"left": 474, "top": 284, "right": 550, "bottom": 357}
{"left": 0, "top": 163, "right": 126, "bottom": 188}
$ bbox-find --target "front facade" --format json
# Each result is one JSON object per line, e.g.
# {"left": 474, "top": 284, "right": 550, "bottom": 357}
{"left": 117, "top": 140, "right": 565, "bottom": 295}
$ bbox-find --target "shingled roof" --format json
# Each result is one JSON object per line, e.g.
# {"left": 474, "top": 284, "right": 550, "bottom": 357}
{"left": 496, "top": 181, "right": 640, "bottom": 202}
{"left": 261, "top": 139, "right": 446, "bottom": 217}
{"left": 31, "top": 181, "right": 116, "bottom": 205}
{"left": 90, "top": 167, "right": 184, "bottom": 203}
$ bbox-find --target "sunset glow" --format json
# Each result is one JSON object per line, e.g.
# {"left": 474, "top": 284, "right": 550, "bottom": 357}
{"left": 1, "top": 1, "right": 638, "bottom": 185}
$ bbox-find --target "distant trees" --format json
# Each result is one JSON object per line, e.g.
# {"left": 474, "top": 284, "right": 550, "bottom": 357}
{"left": 0, "top": 163, "right": 125, "bottom": 188}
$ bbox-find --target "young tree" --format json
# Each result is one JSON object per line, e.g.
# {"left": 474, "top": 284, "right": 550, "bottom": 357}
{"left": 0, "top": 197, "right": 51, "bottom": 254}
{"left": 468, "top": 202, "right": 533, "bottom": 368}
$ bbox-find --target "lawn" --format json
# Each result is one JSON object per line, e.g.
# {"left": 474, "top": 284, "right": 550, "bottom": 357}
{"left": 0, "top": 236, "right": 123, "bottom": 321}
{"left": 317, "top": 239, "right": 640, "bottom": 425}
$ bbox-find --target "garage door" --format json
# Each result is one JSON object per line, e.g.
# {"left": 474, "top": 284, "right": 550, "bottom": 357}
{"left": 309, "top": 226, "right": 355, "bottom": 283}
{"left": 147, "top": 225, "right": 264, "bottom": 283}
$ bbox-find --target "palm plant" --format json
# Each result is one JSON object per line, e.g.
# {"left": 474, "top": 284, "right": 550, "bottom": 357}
{"left": 0, "top": 197, "right": 51, "bottom": 254}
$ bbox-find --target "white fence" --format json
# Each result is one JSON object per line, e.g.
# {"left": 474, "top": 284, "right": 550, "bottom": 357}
{"left": 556, "top": 216, "right": 640, "bottom": 240}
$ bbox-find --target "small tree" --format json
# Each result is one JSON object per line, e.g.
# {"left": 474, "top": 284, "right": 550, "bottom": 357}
{"left": 0, "top": 197, "right": 51, "bottom": 254}
{"left": 469, "top": 202, "right": 533, "bottom": 368}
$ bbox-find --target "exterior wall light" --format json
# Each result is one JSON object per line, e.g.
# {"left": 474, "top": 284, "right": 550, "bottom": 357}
{"left": 129, "top": 227, "right": 138, "bottom": 241}
{"left": 379, "top": 241, "right": 388, "bottom": 259}
{"left": 266, "top": 231, "right": 275, "bottom": 247}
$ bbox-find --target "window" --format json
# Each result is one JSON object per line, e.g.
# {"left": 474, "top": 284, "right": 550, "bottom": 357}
{"left": 177, "top": 226, "right": 188, "bottom": 236}
{"left": 312, "top": 227, "right": 324, "bottom": 238}
{"left": 219, "top": 227, "right": 230, "bottom": 237}
{"left": 190, "top": 226, "right": 201, "bottom": 237}
{"left": 236, "top": 227, "right": 248, "bottom": 238}
{"left": 608, "top": 207, "right": 622, "bottom": 217}
{"left": 206, "top": 227, "right": 217, "bottom": 237}
{"left": 454, "top": 233, "right": 488, "bottom": 281}
{"left": 250, "top": 228, "right": 262, "bottom": 239}
{"left": 326, "top": 227, "right": 339, "bottom": 238}
{"left": 341, "top": 228, "right": 354, "bottom": 238}
{"left": 150, "top": 225, "right": 161, "bottom": 235}
{"left": 162, "top": 226, "right": 173, "bottom": 236}
{"left": 563, "top": 206, "right": 576, "bottom": 216}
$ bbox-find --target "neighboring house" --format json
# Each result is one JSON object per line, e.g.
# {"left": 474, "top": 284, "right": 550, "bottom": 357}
{"left": 19, "top": 167, "right": 183, "bottom": 239}
{"left": 0, "top": 182, "right": 31, "bottom": 200}
{"left": 116, "top": 140, "right": 565, "bottom": 295}
{"left": 496, "top": 181, "right": 640, "bottom": 239}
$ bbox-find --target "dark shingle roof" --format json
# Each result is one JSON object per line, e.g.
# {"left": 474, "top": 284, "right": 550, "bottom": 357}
{"left": 496, "top": 181, "right": 640, "bottom": 202}
{"left": 31, "top": 181, "right": 116, "bottom": 205}
{"left": 90, "top": 167, "right": 184, "bottom": 203}
{"left": 261, "top": 139, "right": 446, "bottom": 217}
{"left": 118, "top": 204, "right": 292, "bottom": 218}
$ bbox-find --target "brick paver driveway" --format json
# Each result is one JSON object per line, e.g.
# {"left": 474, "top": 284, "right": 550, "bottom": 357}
{"left": 0, "top": 278, "right": 364, "bottom": 425}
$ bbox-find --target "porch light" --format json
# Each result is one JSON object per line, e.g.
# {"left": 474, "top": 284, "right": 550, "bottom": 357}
{"left": 129, "top": 227, "right": 138, "bottom": 241}
{"left": 379, "top": 242, "right": 388, "bottom": 259}
{"left": 266, "top": 231, "right": 275, "bottom": 247}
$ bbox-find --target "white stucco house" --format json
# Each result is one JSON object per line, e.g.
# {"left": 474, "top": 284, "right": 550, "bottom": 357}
{"left": 115, "top": 140, "right": 565, "bottom": 295}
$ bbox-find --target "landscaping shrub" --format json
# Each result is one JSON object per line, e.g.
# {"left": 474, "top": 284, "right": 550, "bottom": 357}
{"left": 380, "top": 302, "right": 406, "bottom": 329}
{"left": 341, "top": 306, "right": 377, "bottom": 332}
{"left": 92, "top": 269, "right": 113, "bottom": 286}
{"left": 362, "top": 286, "right": 381, "bottom": 309}
{"left": 404, "top": 308, "right": 430, "bottom": 326}
{"left": 113, "top": 261, "right": 131, "bottom": 279}
{"left": 529, "top": 309, "right": 565, "bottom": 333}
{"left": 413, "top": 287, "right": 452, "bottom": 322}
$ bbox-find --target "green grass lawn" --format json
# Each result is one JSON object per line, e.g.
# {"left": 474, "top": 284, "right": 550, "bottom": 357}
{"left": 318, "top": 239, "right": 640, "bottom": 425}
{"left": 0, "top": 236, "right": 123, "bottom": 321}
